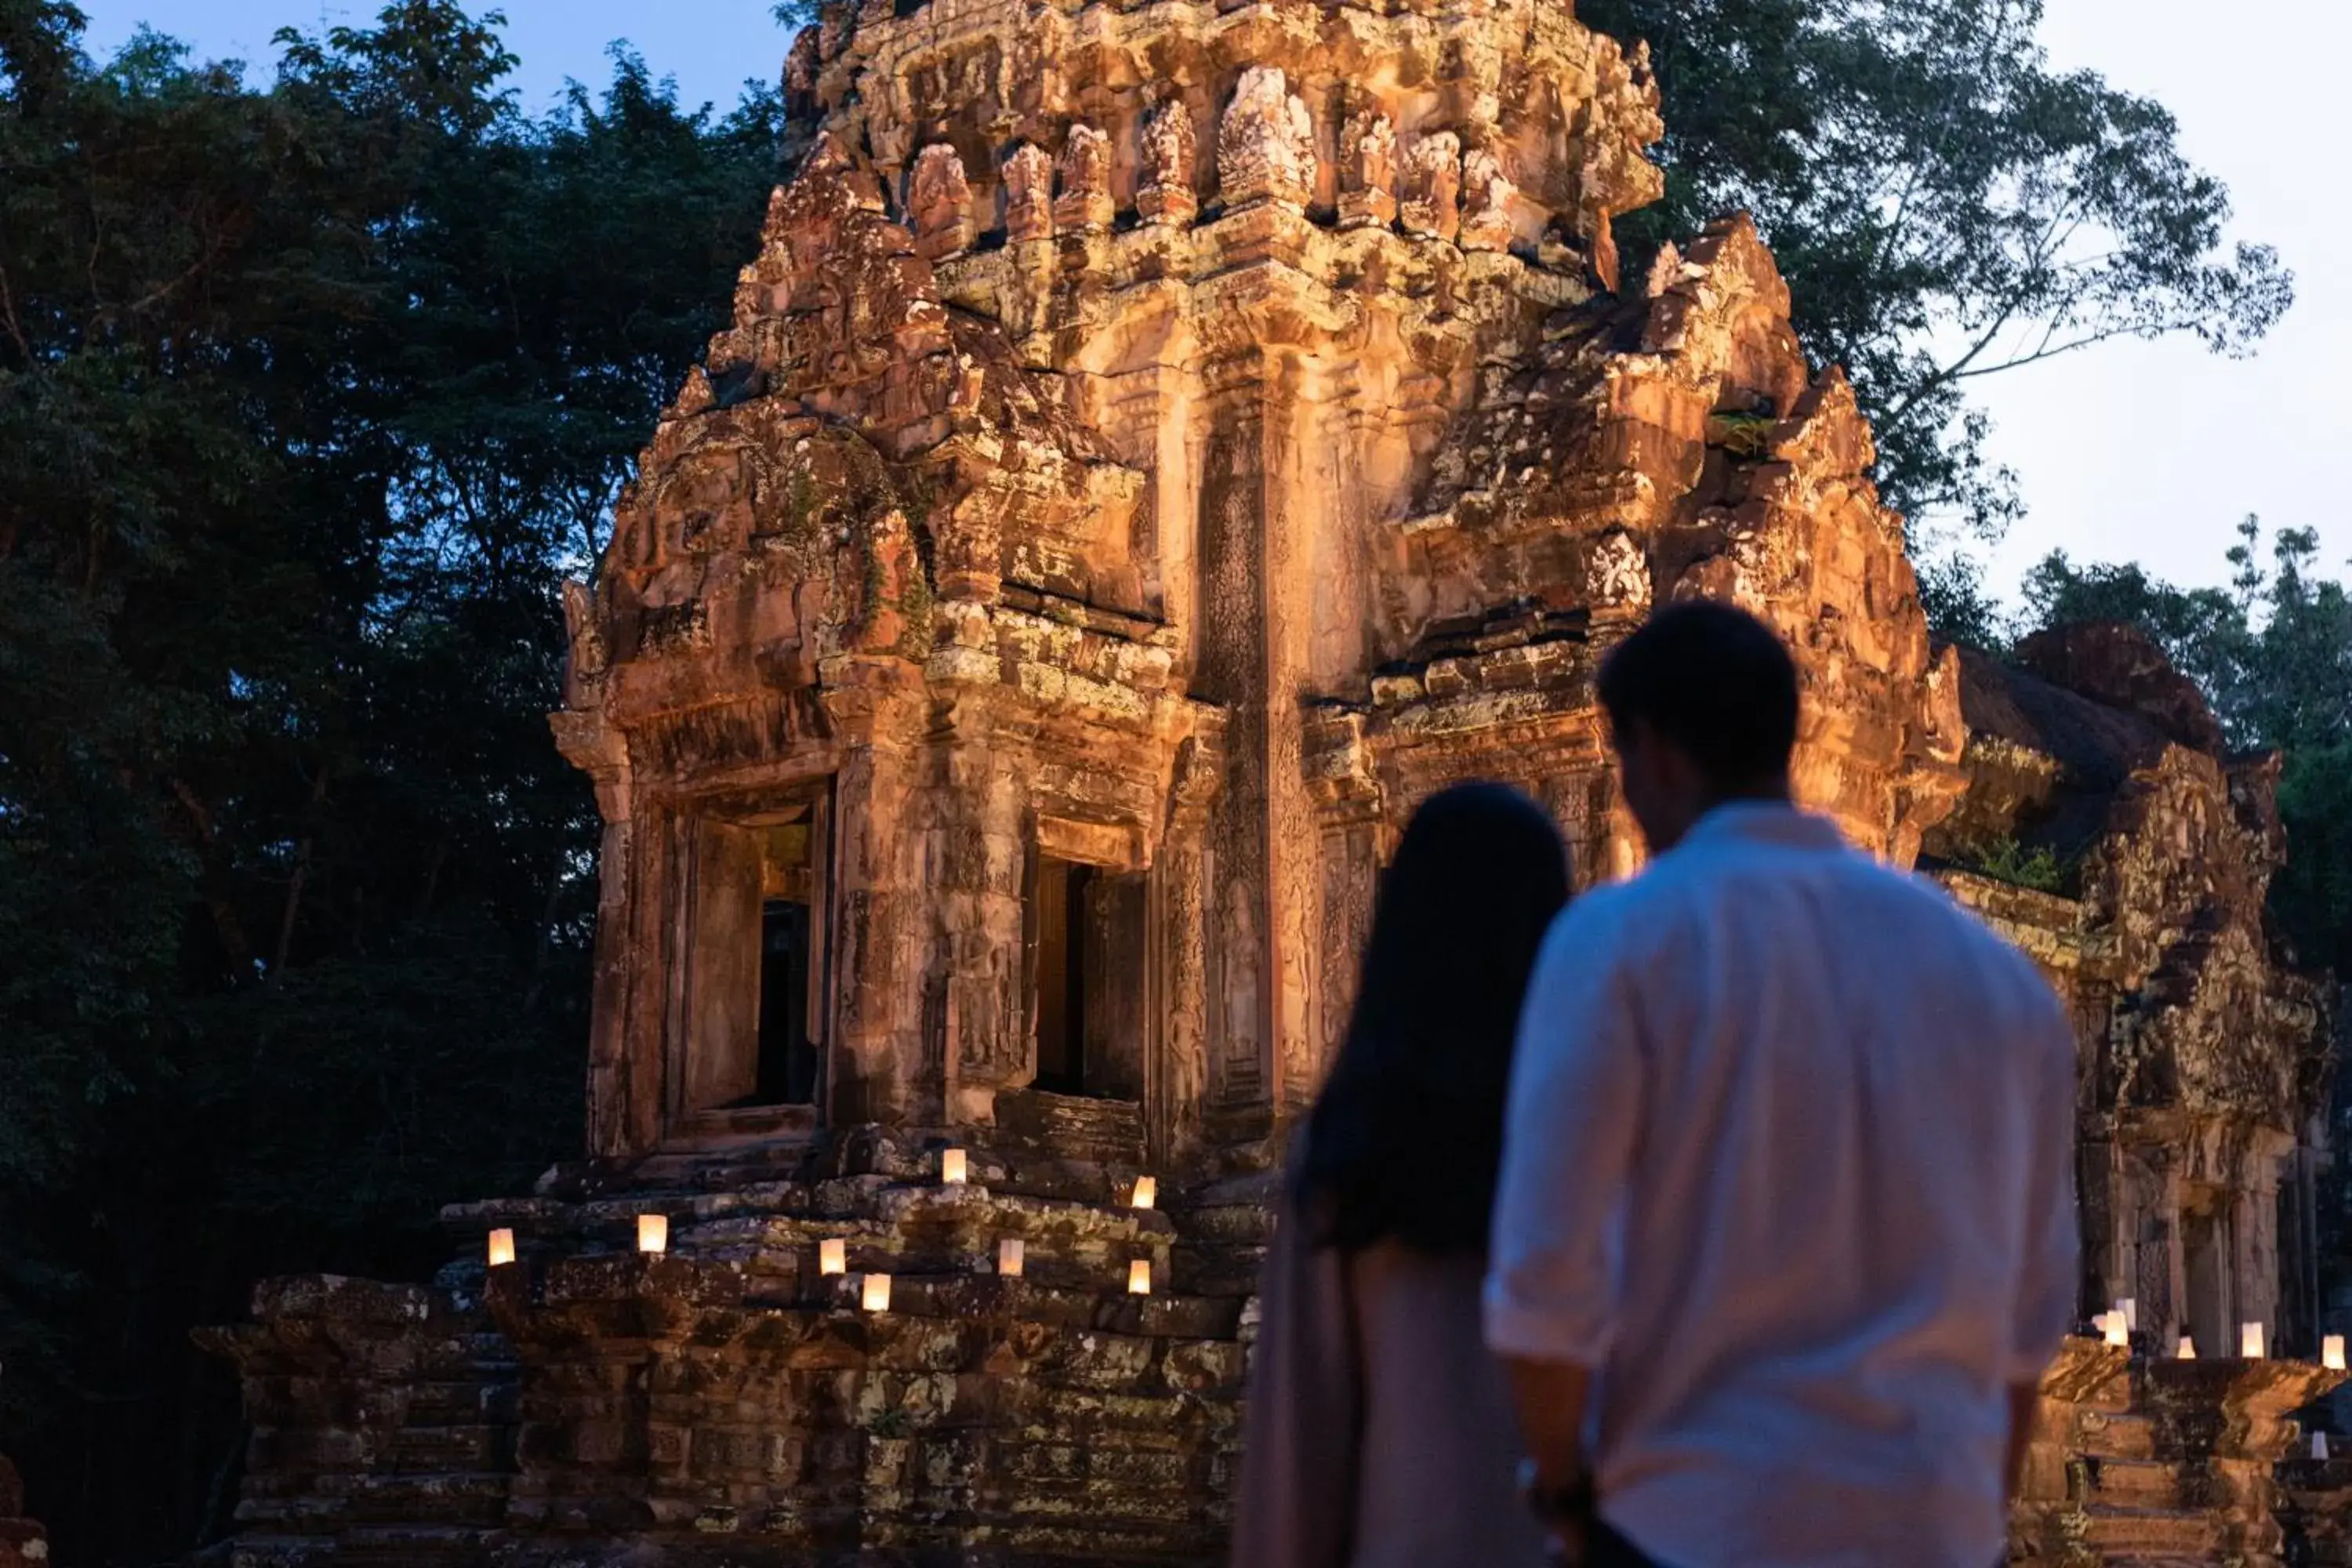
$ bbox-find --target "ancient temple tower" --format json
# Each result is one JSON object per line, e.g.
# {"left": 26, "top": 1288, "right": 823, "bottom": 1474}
{"left": 550, "top": 0, "right": 1965, "bottom": 1173}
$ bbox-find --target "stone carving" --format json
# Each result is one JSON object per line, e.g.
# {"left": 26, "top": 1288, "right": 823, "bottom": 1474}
{"left": 1217, "top": 65, "right": 1315, "bottom": 209}
{"left": 1337, "top": 110, "right": 1398, "bottom": 229}
{"left": 1400, "top": 129, "right": 1461, "bottom": 240}
{"left": 1002, "top": 140, "right": 1053, "bottom": 241}
{"left": 1460, "top": 142, "right": 1515, "bottom": 252}
{"left": 206, "top": 3, "right": 2337, "bottom": 1566}
{"left": 1053, "top": 122, "right": 1114, "bottom": 232}
{"left": 907, "top": 142, "right": 974, "bottom": 258}
{"left": 1137, "top": 98, "right": 1197, "bottom": 225}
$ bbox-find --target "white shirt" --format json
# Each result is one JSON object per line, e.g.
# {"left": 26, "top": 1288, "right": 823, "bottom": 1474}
{"left": 1484, "top": 803, "right": 2078, "bottom": 1568}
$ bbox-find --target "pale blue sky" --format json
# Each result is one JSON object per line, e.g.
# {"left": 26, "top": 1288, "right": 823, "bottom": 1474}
{"left": 75, "top": 0, "right": 2350, "bottom": 601}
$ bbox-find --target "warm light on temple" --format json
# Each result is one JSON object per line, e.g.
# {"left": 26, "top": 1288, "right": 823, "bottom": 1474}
{"left": 997, "top": 1238, "right": 1025, "bottom": 1278}
{"left": 1127, "top": 1258, "right": 1152, "bottom": 1295}
{"left": 819, "top": 1239, "right": 847, "bottom": 1276}
{"left": 862, "top": 1272, "right": 892, "bottom": 1312}
{"left": 2176, "top": 1336, "right": 2198, "bottom": 1360}
{"left": 2242, "top": 1322, "right": 2267, "bottom": 1360}
{"left": 2327, "top": 1335, "right": 2347, "bottom": 1372}
{"left": 487, "top": 1228, "right": 516, "bottom": 1268}
{"left": 1130, "top": 1176, "right": 1157, "bottom": 1210}
{"left": 637, "top": 1214, "right": 669, "bottom": 1254}
{"left": 942, "top": 1148, "right": 968, "bottom": 1185}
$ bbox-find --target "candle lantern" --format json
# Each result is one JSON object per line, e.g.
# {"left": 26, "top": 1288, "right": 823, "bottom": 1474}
{"left": 1127, "top": 1258, "right": 1152, "bottom": 1296}
{"left": 2242, "top": 1321, "right": 2268, "bottom": 1360}
{"left": 2327, "top": 1334, "right": 2347, "bottom": 1372}
{"left": 862, "top": 1272, "right": 893, "bottom": 1313}
{"left": 997, "top": 1238, "right": 1025, "bottom": 1278}
{"left": 1130, "top": 1175, "right": 1158, "bottom": 1211}
{"left": 2176, "top": 1335, "right": 2198, "bottom": 1360}
{"left": 942, "top": 1148, "right": 969, "bottom": 1185}
{"left": 487, "top": 1228, "right": 517, "bottom": 1269}
{"left": 637, "top": 1214, "right": 669, "bottom": 1255}
{"left": 2100, "top": 1312, "right": 2128, "bottom": 1348}
{"left": 818, "top": 1238, "right": 847, "bottom": 1276}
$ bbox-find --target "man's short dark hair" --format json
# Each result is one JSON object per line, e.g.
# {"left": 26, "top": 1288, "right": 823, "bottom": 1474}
{"left": 1597, "top": 600, "right": 1800, "bottom": 795}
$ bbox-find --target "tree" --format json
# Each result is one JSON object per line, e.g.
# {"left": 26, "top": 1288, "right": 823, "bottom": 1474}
{"left": 1582, "top": 0, "right": 2291, "bottom": 592}
{"left": 0, "top": 5, "right": 781, "bottom": 1557}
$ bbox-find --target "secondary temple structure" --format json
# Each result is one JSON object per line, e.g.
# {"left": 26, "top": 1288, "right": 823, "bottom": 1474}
{"left": 200, "top": 0, "right": 2339, "bottom": 1563}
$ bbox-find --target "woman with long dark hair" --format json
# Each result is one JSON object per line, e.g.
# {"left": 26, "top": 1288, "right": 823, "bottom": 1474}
{"left": 1232, "top": 782, "right": 1573, "bottom": 1568}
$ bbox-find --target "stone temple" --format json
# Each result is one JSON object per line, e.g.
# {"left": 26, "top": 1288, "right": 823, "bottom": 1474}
{"left": 201, "top": 0, "right": 2345, "bottom": 1563}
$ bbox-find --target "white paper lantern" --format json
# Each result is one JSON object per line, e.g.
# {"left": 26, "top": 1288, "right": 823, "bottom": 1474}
{"left": 818, "top": 1238, "right": 847, "bottom": 1276}
{"left": 637, "top": 1214, "right": 669, "bottom": 1254}
{"left": 1127, "top": 1258, "right": 1152, "bottom": 1296}
{"left": 997, "top": 1238, "right": 1025, "bottom": 1278}
{"left": 2100, "top": 1312, "right": 2128, "bottom": 1348}
{"left": 862, "top": 1272, "right": 892, "bottom": 1313}
{"left": 1130, "top": 1175, "right": 1157, "bottom": 1210}
{"left": 941, "top": 1148, "right": 969, "bottom": 1185}
{"left": 486, "top": 1228, "right": 516, "bottom": 1268}
{"left": 2176, "top": 1335, "right": 2198, "bottom": 1360}
{"left": 2242, "top": 1321, "right": 2267, "bottom": 1360}
{"left": 2326, "top": 1334, "right": 2347, "bottom": 1372}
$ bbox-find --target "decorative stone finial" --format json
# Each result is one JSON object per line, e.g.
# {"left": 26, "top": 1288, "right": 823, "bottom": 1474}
{"left": 1218, "top": 66, "right": 1316, "bottom": 209}
{"left": 1137, "top": 99, "right": 1198, "bottom": 226}
{"left": 908, "top": 143, "right": 975, "bottom": 259}
{"left": 1003, "top": 142, "right": 1054, "bottom": 241}
{"left": 1054, "top": 123, "right": 1114, "bottom": 233}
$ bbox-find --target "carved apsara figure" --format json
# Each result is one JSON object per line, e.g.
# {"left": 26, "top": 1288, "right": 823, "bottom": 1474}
{"left": 1400, "top": 129, "right": 1461, "bottom": 240}
{"left": 1338, "top": 111, "right": 1398, "bottom": 229}
{"left": 1460, "top": 143, "right": 1515, "bottom": 252}
{"left": 1218, "top": 66, "right": 1316, "bottom": 209}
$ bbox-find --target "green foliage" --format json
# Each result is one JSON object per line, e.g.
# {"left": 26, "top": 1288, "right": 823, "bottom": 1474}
{"left": 1956, "top": 834, "right": 2067, "bottom": 895}
{"left": 1581, "top": 0, "right": 2289, "bottom": 565}
{"left": 0, "top": 4, "right": 780, "bottom": 1557}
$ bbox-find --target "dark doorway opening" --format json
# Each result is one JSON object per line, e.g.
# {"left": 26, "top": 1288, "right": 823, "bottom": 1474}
{"left": 1029, "top": 852, "right": 1147, "bottom": 1100}
{"left": 757, "top": 898, "right": 818, "bottom": 1105}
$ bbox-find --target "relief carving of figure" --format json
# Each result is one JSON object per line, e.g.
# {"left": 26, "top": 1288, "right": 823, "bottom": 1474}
{"left": 1054, "top": 122, "right": 1115, "bottom": 232}
{"left": 1400, "top": 129, "right": 1461, "bottom": 241}
{"left": 1137, "top": 98, "right": 1198, "bottom": 225}
{"left": 907, "top": 143, "right": 975, "bottom": 259}
{"left": 1003, "top": 141, "right": 1054, "bottom": 241}
{"left": 1460, "top": 143, "right": 1515, "bottom": 251}
{"left": 1338, "top": 111, "right": 1398, "bottom": 229}
{"left": 1585, "top": 528, "right": 1651, "bottom": 621}
{"left": 1218, "top": 65, "right": 1316, "bottom": 209}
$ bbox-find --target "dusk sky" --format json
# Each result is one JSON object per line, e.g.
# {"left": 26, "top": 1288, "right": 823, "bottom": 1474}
{"left": 73, "top": 0, "right": 2351, "bottom": 604}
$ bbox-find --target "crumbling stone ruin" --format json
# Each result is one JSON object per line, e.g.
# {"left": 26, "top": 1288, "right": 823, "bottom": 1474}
{"left": 199, "top": 0, "right": 2334, "bottom": 1563}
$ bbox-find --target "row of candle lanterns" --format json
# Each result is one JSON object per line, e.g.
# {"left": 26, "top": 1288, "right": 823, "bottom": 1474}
{"left": 481, "top": 1150, "right": 1163, "bottom": 1312}
{"left": 2092, "top": 1296, "right": 2348, "bottom": 1369}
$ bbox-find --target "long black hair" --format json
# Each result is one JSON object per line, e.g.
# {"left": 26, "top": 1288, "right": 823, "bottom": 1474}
{"left": 1298, "top": 781, "right": 1572, "bottom": 1254}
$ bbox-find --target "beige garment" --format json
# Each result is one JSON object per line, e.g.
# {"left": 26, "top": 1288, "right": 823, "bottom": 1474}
{"left": 1232, "top": 1185, "right": 1550, "bottom": 1568}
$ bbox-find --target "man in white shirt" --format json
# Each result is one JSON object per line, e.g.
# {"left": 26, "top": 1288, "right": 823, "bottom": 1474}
{"left": 1485, "top": 601, "right": 2079, "bottom": 1568}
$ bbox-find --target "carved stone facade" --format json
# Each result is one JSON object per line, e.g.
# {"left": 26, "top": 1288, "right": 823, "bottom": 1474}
{"left": 200, "top": 0, "right": 2333, "bottom": 1563}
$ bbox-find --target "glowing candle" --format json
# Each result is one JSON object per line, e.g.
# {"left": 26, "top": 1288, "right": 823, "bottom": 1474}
{"left": 942, "top": 1148, "right": 969, "bottom": 1185}
{"left": 2242, "top": 1322, "right": 2267, "bottom": 1360}
{"left": 486, "top": 1228, "right": 516, "bottom": 1268}
{"left": 637, "top": 1214, "right": 669, "bottom": 1254}
{"left": 2176, "top": 1335, "right": 2198, "bottom": 1360}
{"left": 1130, "top": 1176, "right": 1157, "bottom": 1210}
{"left": 2326, "top": 1335, "right": 2347, "bottom": 1372}
{"left": 997, "top": 1238, "right": 1025, "bottom": 1278}
{"left": 818, "top": 1239, "right": 847, "bottom": 1276}
{"left": 1127, "top": 1258, "right": 1152, "bottom": 1296}
{"left": 2101, "top": 1312, "right": 2128, "bottom": 1348}
{"left": 2117, "top": 1298, "right": 2138, "bottom": 1332}
{"left": 862, "top": 1272, "right": 892, "bottom": 1312}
